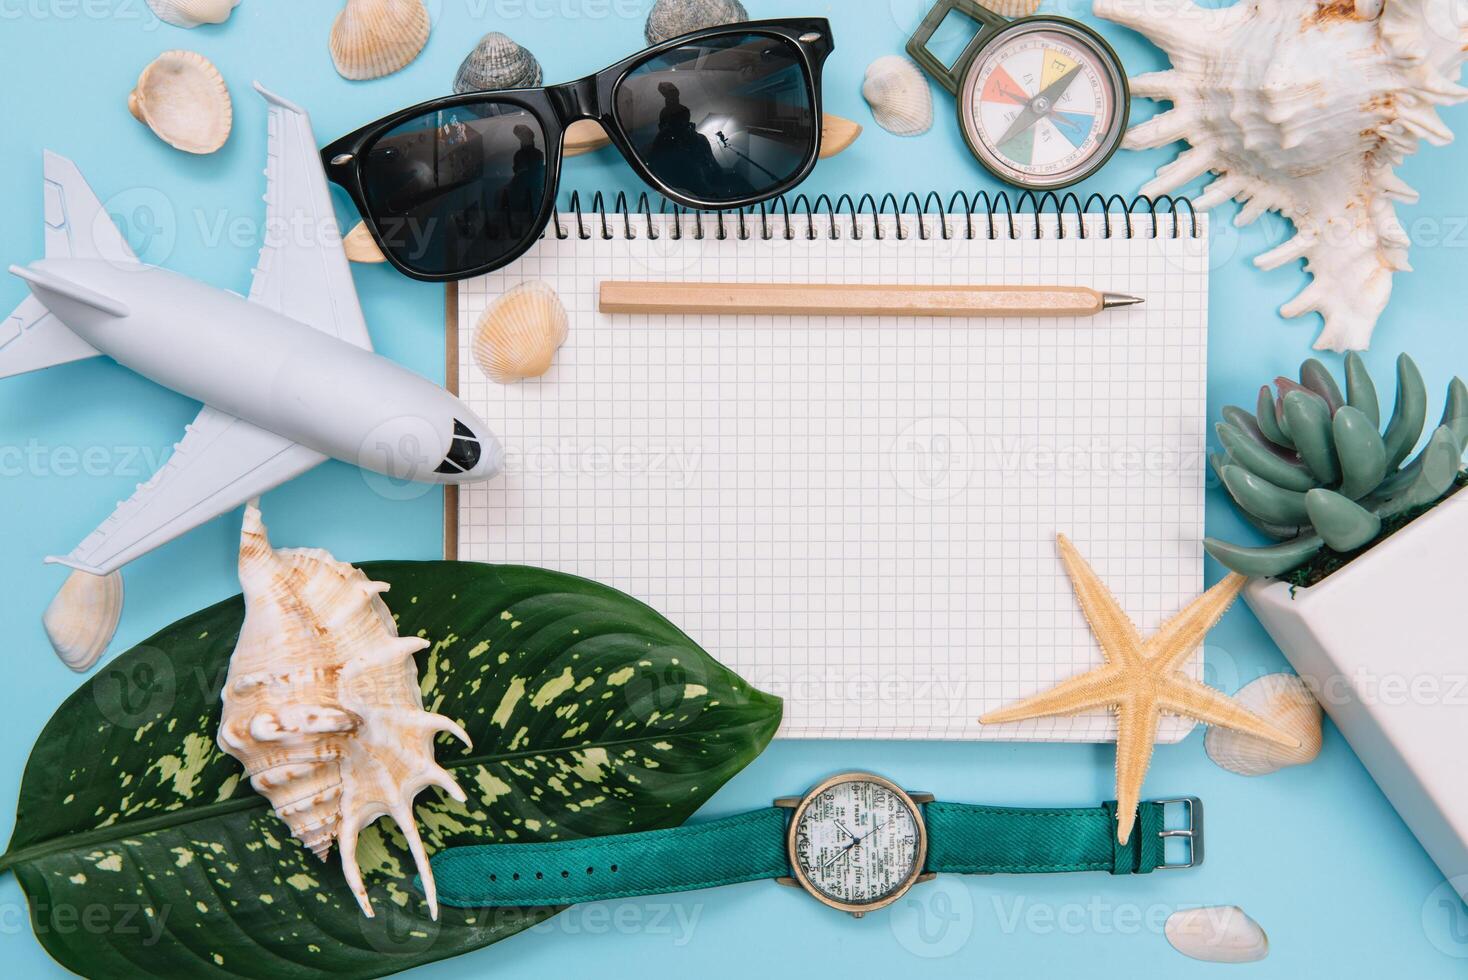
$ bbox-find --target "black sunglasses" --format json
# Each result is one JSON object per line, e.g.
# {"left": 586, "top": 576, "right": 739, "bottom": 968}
{"left": 321, "top": 18, "right": 834, "bottom": 282}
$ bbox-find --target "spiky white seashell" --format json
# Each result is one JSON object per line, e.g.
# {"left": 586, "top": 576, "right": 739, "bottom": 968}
{"left": 1095, "top": 0, "right": 1468, "bottom": 352}
{"left": 146, "top": 0, "right": 240, "bottom": 28}
{"left": 330, "top": 0, "right": 430, "bottom": 81}
{"left": 644, "top": 0, "right": 749, "bottom": 45}
{"left": 1165, "top": 906, "right": 1269, "bottom": 963}
{"left": 128, "top": 50, "right": 232, "bottom": 154}
{"left": 862, "top": 56, "right": 933, "bottom": 137}
{"left": 43, "top": 570, "right": 124, "bottom": 673}
{"left": 215, "top": 502, "right": 470, "bottom": 920}
{"left": 453, "top": 32, "right": 542, "bottom": 94}
{"left": 1205, "top": 673, "right": 1322, "bottom": 776}
{"left": 472, "top": 280, "right": 569, "bottom": 384}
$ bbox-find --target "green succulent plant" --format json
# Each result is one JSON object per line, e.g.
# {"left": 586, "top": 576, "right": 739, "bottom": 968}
{"left": 1205, "top": 353, "right": 1468, "bottom": 578}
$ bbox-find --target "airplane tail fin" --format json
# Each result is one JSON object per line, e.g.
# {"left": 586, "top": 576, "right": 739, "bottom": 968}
{"left": 42, "top": 151, "right": 139, "bottom": 264}
{"left": 0, "top": 293, "right": 101, "bottom": 381}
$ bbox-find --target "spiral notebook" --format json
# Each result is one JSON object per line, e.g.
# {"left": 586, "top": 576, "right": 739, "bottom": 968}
{"left": 445, "top": 194, "right": 1210, "bottom": 741}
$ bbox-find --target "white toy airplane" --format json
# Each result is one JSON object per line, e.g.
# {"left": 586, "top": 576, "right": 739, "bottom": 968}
{"left": 2, "top": 85, "right": 503, "bottom": 579}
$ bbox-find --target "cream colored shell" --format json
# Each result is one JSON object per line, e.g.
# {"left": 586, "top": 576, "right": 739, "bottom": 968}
{"left": 861, "top": 56, "right": 933, "bottom": 137}
{"left": 43, "top": 569, "right": 124, "bottom": 673}
{"left": 146, "top": 0, "right": 241, "bottom": 28}
{"left": 128, "top": 50, "right": 233, "bottom": 154}
{"left": 216, "top": 502, "right": 470, "bottom": 919}
{"left": 1095, "top": 0, "right": 1468, "bottom": 351}
{"left": 472, "top": 280, "right": 569, "bottom": 384}
{"left": 330, "top": 0, "right": 430, "bottom": 81}
{"left": 1165, "top": 906, "right": 1269, "bottom": 963}
{"left": 1205, "top": 673, "right": 1322, "bottom": 776}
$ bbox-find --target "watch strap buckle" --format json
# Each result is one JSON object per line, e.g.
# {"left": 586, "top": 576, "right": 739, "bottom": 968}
{"left": 1150, "top": 797, "right": 1204, "bottom": 870}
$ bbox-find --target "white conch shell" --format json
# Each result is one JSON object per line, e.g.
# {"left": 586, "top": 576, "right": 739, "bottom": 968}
{"left": 128, "top": 50, "right": 232, "bottom": 154}
{"left": 216, "top": 502, "right": 470, "bottom": 919}
{"left": 330, "top": 0, "right": 430, "bottom": 81}
{"left": 861, "top": 56, "right": 933, "bottom": 137}
{"left": 1095, "top": 0, "right": 1468, "bottom": 352}
{"left": 644, "top": 0, "right": 749, "bottom": 45}
{"left": 43, "top": 570, "right": 124, "bottom": 673}
{"left": 1205, "top": 673, "right": 1322, "bottom": 776}
{"left": 453, "top": 32, "right": 542, "bottom": 94}
{"left": 146, "top": 0, "right": 240, "bottom": 28}
{"left": 472, "top": 281, "right": 569, "bottom": 384}
{"left": 1165, "top": 906, "right": 1269, "bottom": 963}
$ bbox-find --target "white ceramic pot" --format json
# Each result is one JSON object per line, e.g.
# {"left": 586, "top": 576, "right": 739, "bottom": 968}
{"left": 1244, "top": 492, "right": 1468, "bottom": 902}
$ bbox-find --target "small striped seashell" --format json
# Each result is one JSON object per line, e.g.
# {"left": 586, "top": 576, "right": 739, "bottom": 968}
{"left": 1205, "top": 673, "right": 1322, "bottom": 776}
{"left": 644, "top": 0, "right": 749, "bottom": 44}
{"left": 128, "top": 50, "right": 233, "bottom": 154}
{"left": 43, "top": 569, "right": 124, "bottom": 673}
{"left": 453, "top": 32, "right": 543, "bottom": 95}
{"left": 861, "top": 56, "right": 932, "bottom": 137}
{"left": 216, "top": 502, "right": 470, "bottom": 919}
{"left": 146, "top": 0, "right": 241, "bottom": 28}
{"left": 1165, "top": 906, "right": 1269, "bottom": 963}
{"left": 974, "top": 0, "right": 1041, "bottom": 16}
{"left": 330, "top": 0, "right": 430, "bottom": 81}
{"left": 472, "top": 281, "right": 569, "bottom": 384}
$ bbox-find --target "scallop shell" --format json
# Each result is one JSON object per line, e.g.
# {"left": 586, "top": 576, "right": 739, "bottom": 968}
{"left": 1205, "top": 673, "right": 1322, "bottom": 776}
{"left": 215, "top": 502, "right": 470, "bottom": 919}
{"left": 1095, "top": 0, "right": 1468, "bottom": 351}
{"left": 1165, "top": 906, "right": 1269, "bottom": 964}
{"left": 343, "top": 221, "right": 386, "bottom": 263}
{"left": 128, "top": 50, "right": 232, "bottom": 154}
{"left": 861, "top": 56, "right": 932, "bottom": 137}
{"left": 146, "top": 0, "right": 240, "bottom": 28}
{"left": 472, "top": 281, "right": 569, "bottom": 384}
{"left": 43, "top": 570, "right": 124, "bottom": 673}
{"left": 453, "top": 32, "right": 542, "bottom": 95}
{"left": 644, "top": 0, "right": 748, "bottom": 44}
{"left": 330, "top": 0, "right": 430, "bottom": 81}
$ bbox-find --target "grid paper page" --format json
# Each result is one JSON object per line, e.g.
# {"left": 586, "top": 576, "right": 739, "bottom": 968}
{"left": 456, "top": 211, "right": 1209, "bottom": 741}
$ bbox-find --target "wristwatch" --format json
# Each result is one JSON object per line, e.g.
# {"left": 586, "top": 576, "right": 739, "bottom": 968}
{"left": 431, "top": 771, "right": 1203, "bottom": 917}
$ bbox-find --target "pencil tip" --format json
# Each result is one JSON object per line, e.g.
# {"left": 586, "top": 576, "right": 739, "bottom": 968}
{"left": 1102, "top": 292, "right": 1145, "bottom": 310}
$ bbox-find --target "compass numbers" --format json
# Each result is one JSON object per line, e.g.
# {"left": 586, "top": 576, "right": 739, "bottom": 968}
{"left": 965, "top": 26, "right": 1117, "bottom": 183}
{"left": 791, "top": 778, "right": 921, "bottom": 907}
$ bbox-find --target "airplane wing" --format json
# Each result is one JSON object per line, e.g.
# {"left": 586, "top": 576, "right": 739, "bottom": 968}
{"left": 43, "top": 150, "right": 139, "bottom": 264}
{"left": 248, "top": 85, "right": 373, "bottom": 352}
{"left": 50, "top": 406, "right": 326, "bottom": 575}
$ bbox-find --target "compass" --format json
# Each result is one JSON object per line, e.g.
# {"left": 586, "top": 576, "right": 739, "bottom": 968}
{"left": 907, "top": 0, "right": 1128, "bottom": 190}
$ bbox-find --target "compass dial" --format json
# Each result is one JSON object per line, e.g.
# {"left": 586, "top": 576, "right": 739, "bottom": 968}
{"left": 958, "top": 21, "right": 1124, "bottom": 188}
{"left": 789, "top": 775, "right": 924, "bottom": 911}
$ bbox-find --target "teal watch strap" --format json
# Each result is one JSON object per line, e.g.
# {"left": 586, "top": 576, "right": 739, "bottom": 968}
{"left": 432, "top": 807, "right": 790, "bottom": 908}
{"left": 925, "top": 801, "right": 1166, "bottom": 875}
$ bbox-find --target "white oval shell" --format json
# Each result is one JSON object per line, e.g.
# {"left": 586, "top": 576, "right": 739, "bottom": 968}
{"left": 862, "top": 56, "right": 932, "bottom": 137}
{"left": 1206, "top": 673, "right": 1322, "bottom": 776}
{"left": 453, "top": 32, "right": 542, "bottom": 95}
{"left": 472, "top": 280, "right": 569, "bottom": 384}
{"left": 330, "top": 0, "right": 430, "bottom": 81}
{"left": 128, "top": 50, "right": 232, "bottom": 154}
{"left": 1165, "top": 906, "right": 1269, "bottom": 964}
{"left": 146, "top": 0, "right": 240, "bottom": 28}
{"left": 43, "top": 570, "right": 124, "bottom": 673}
{"left": 215, "top": 502, "right": 470, "bottom": 919}
{"left": 644, "top": 0, "right": 749, "bottom": 45}
{"left": 1094, "top": 0, "right": 1468, "bottom": 351}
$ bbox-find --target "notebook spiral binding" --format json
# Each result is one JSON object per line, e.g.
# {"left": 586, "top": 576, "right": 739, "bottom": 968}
{"left": 550, "top": 190, "right": 1200, "bottom": 243}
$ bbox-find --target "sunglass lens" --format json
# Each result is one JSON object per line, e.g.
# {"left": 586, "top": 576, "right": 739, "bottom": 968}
{"left": 614, "top": 33, "right": 816, "bottom": 205}
{"left": 359, "top": 100, "right": 550, "bottom": 278}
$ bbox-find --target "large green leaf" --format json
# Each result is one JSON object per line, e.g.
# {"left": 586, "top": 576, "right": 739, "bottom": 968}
{"left": 1, "top": 562, "right": 780, "bottom": 979}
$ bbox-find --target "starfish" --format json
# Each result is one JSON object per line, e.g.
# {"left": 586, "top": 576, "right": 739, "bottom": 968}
{"left": 980, "top": 534, "right": 1300, "bottom": 844}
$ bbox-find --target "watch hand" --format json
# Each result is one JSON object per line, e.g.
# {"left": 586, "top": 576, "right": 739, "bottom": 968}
{"left": 834, "top": 821, "right": 856, "bottom": 841}
{"left": 821, "top": 843, "right": 856, "bottom": 869}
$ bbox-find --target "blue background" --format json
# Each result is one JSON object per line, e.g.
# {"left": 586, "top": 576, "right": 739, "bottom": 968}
{"left": 2, "top": 0, "right": 1467, "bottom": 974}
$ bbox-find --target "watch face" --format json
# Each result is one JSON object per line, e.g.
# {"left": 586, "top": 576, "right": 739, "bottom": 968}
{"left": 789, "top": 775, "right": 924, "bottom": 911}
